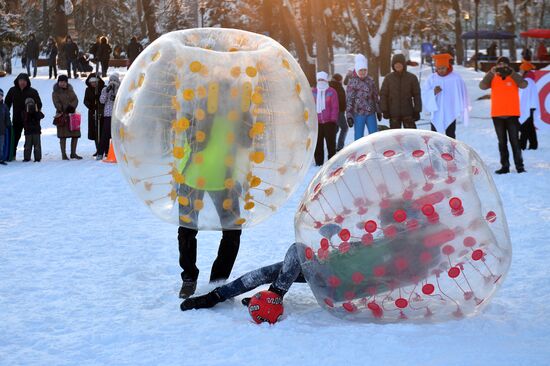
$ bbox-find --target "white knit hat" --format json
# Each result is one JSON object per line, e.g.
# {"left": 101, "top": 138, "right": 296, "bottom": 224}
{"left": 354, "top": 54, "right": 368, "bottom": 72}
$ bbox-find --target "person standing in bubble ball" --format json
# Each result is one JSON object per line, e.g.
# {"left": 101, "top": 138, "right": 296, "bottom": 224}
{"left": 180, "top": 200, "right": 444, "bottom": 322}
{"left": 176, "top": 80, "right": 253, "bottom": 298}
{"left": 345, "top": 54, "right": 382, "bottom": 140}
{"left": 313, "top": 71, "right": 339, "bottom": 166}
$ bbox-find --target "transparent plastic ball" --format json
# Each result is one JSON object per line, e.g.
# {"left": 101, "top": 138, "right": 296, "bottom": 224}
{"left": 295, "top": 130, "right": 512, "bottom": 322}
{"left": 111, "top": 28, "right": 317, "bottom": 230}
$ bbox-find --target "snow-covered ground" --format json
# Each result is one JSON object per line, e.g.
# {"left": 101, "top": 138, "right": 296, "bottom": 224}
{"left": 1, "top": 53, "right": 549, "bottom": 366}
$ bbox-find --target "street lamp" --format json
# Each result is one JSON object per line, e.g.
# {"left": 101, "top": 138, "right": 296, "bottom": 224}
{"left": 199, "top": 0, "right": 207, "bottom": 28}
{"left": 474, "top": 0, "right": 480, "bottom": 72}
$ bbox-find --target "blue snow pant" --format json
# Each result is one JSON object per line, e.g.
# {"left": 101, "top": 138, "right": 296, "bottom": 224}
{"left": 217, "top": 243, "right": 307, "bottom": 300}
{"left": 354, "top": 113, "right": 377, "bottom": 140}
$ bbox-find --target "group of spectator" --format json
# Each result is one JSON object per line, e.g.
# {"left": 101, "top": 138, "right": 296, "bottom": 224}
{"left": 21, "top": 33, "right": 144, "bottom": 80}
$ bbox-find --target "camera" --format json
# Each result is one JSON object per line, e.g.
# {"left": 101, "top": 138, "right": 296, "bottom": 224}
{"left": 495, "top": 66, "right": 512, "bottom": 79}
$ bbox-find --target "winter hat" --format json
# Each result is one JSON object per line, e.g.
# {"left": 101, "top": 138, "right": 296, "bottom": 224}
{"left": 433, "top": 53, "right": 453, "bottom": 68}
{"left": 354, "top": 54, "right": 368, "bottom": 72}
{"left": 316, "top": 71, "right": 328, "bottom": 81}
{"left": 89, "top": 77, "right": 98, "bottom": 83}
{"left": 520, "top": 60, "right": 536, "bottom": 72}
{"left": 496, "top": 56, "right": 511, "bottom": 65}
{"left": 332, "top": 73, "right": 343, "bottom": 82}
{"left": 58, "top": 75, "right": 69, "bottom": 83}
{"left": 109, "top": 73, "right": 120, "bottom": 85}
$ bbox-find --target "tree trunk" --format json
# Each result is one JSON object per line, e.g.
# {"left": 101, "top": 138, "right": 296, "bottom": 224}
{"left": 141, "top": 0, "right": 158, "bottom": 41}
{"left": 452, "top": 0, "right": 464, "bottom": 65}
{"left": 503, "top": 5, "right": 517, "bottom": 61}
{"left": 379, "top": 9, "right": 401, "bottom": 76}
{"left": 136, "top": 0, "right": 146, "bottom": 38}
{"left": 278, "top": 1, "right": 315, "bottom": 84}
{"left": 311, "top": 0, "right": 329, "bottom": 73}
{"left": 42, "top": 0, "right": 49, "bottom": 39}
{"left": 262, "top": 0, "right": 273, "bottom": 36}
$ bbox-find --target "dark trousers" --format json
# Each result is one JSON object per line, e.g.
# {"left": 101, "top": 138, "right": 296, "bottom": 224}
{"left": 178, "top": 227, "right": 242, "bottom": 282}
{"left": 314, "top": 122, "right": 337, "bottom": 166}
{"left": 390, "top": 117, "right": 416, "bottom": 129}
{"left": 98, "top": 117, "right": 112, "bottom": 155}
{"left": 66, "top": 59, "right": 78, "bottom": 78}
{"left": 26, "top": 58, "right": 37, "bottom": 77}
{"left": 519, "top": 111, "right": 538, "bottom": 150}
{"left": 100, "top": 60, "right": 109, "bottom": 77}
{"left": 0, "top": 134, "right": 5, "bottom": 162}
{"left": 217, "top": 243, "right": 307, "bottom": 300}
{"left": 48, "top": 59, "right": 57, "bottom": 79}
{"left": 336, "top": 112, "right": 348, "bottom": 151}
{"left": 11, "top": 124, "right": 23, "bottom": 160}
{"left": 431, "top": 120, "right": 456, "bottom": 139}
{"left": 177, "top": 182, "right": 243, "bottom": 282}
{"left": 492, "top": 117, "right": 524, "bottom": 170}
{"left": 24, "top": 134, "right": 41, "bottom": 161}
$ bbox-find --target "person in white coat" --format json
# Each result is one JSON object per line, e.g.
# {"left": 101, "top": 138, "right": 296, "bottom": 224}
{"left": 421, "top": 53, "right": 470, "bottom": 139}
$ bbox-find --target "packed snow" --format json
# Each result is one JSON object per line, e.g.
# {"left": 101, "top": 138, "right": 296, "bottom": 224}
{"left": 1, "top": 53, "right": 549, "bottom": 366}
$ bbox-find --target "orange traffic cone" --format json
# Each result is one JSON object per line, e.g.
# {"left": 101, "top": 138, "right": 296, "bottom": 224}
{"left": 103, "top": 140, "right": 117, "bottom": 163}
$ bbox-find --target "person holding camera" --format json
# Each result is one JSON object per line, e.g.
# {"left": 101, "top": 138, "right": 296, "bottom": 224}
{"left": 97, "top": 73, "right": 120, "bottom": 160}
{"left": 479, "top": 57, "right": 527, "bottom": 174}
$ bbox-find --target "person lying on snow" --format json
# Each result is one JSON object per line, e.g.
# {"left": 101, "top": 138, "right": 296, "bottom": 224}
{"left": 181, "top": 199, "right": 446, "bottom": 323}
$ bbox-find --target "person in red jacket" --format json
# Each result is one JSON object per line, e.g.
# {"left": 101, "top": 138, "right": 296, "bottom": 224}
{"left": 479, "top": 57, "right": 527, "bottom": 174}
{"left": 313, "top": 71, "right": 339, "bottom": 166}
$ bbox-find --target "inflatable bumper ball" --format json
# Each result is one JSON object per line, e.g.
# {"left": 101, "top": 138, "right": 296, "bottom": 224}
{"left": 295, "top": 130, "right": 512, "bottom": 322}
{"left": 111, "top": 28, "right": 317, "bottom": 230}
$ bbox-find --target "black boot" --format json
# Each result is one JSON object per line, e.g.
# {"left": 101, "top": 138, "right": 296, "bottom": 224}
{"left": 70, "top": 138, "right": 83, "bottom": 160}
{"left": 60, "top": 138, "right": 69, "bottom": 160}
{"left": 495, "top": 167, "right": 510, "bottom": 175}
{"left": 179, "top": 280, "right": 197, "bottom": 299}
{"left": 180, "top": 288, "right": 223, "bottom": 311}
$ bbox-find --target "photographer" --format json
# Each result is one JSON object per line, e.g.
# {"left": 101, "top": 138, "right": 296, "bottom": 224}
{"left": 97, "top": 73, "right": 119, "bottom": 160}
{"left": 479, "top": 57, "right": 527, "bottom": 174}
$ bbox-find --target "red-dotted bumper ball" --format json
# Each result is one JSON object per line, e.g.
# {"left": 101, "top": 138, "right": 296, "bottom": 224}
{"left": 111, "top": 28, "right": 317, "bottom": 230}
{"left": 295, "top": 130, "right": 512, "bottom": 322}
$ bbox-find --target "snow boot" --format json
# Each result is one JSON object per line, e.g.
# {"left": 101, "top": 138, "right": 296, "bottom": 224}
{"left": 179, "top": 279, "right": 197, "bottom": 299}
{"left": 495, "top": 167, "right": 510, "bottom": 175}
{"left": 180, "top": 288, "right": 223, "bottom": 311}
{"left": 70, "top": 138, "right": 83, "bottom": 160}
{"left": 60, "top": 138, "right": 69, "bottom": 160}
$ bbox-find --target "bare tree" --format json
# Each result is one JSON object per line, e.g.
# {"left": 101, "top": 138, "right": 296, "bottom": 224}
{"left": 141, "top": 0, "right": 158, "bottom": 41}
{"left": 311, "top": 0, "right": 330, "bottom": 73}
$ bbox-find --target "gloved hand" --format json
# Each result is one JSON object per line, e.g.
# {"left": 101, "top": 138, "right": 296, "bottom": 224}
{"left": 383, "top": 112, "right": 390, "bottom": 120}
{"left": 376, "top": 113, "right": 382, "bottom": 121}
{"left": 347, "top": 117, "right": 354, "bottom": 128}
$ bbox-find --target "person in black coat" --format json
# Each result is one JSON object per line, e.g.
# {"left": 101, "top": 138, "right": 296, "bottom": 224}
{"left": 4, "top": 73, "right": 42, "bottom": 160}
{"left": 83, "top": 73, "right": 105, "bottom": 156}
{"left": 126, "top": 36, "right": 143, "bottom": 68}
{"left": 25, "top": 34, "right": 40, "bottom": 78}
{"left": 63, "top": 36, "right": 79, "bottom": 78}
{"left": 329, "top": 73, "right": 347, "bottom": 151}
{"left": 47, "top": 37, "right": 58, "bottom": 79}
{"left": 97, "top": 37, "right": 112, "bottom": 77}
{"left": 22, "top": 98, "right": 44, "bottom": 162}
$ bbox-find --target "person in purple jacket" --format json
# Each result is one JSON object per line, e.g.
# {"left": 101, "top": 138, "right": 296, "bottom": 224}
{"left": 346, "top": 54, "right": 382, "bottom": 140}
{"left": 313, "top": 71, "right": 339, "bottom": 166}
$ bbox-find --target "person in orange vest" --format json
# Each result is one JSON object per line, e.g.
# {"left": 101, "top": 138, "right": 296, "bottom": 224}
{"left": 479, "top": 57, "right": 527, "bottom": 174}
